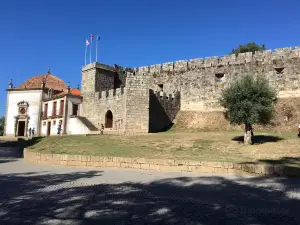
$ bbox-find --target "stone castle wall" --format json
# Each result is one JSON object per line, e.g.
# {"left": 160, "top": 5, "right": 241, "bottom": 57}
{"left": 124, "top": 72, "right": 152, "bottom": 133}
{"left": 81, "top": 46, "right": 300, "bottom": 133}
{"left": 149, "top": 90, "right": 180, "bottom": 132}
{"left": 136, "top": 46, "right": 300, "bottom": 111}
{"left": 81, "top": 64, "right": 127, "bottom": 131}
{"left": 82, "top": 65, "right": 152, "bottom": 133}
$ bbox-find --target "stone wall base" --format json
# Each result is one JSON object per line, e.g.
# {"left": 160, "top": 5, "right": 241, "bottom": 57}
{"left": 23, "top": 149, "right": 300, "bottom": 177}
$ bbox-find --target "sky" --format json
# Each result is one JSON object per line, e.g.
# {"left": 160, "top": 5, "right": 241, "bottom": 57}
{"left": 0, "top": 0, "right": 300, "bottom": 116}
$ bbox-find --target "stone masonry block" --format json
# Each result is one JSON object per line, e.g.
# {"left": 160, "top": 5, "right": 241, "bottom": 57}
{"left": 136, "top": 158, "right": 147, "bottom": 164}
{"left": 86, "top": 161, "right": 98, "bottom": 167}
{"left": 213, "top": 167, "right": 228, "bottom": 174}
{"left": 163, "top": 159, "right": 176, "bottom": 166}
{"left": 120, "top": 162, "right": 130, "bottom": 168}
{"left": 140, "top": 164, "right": 150, "bottom": 170}
{"left": 130, "top": 163, "right": 141, "bottom": 169}
{"left": 162, "top": 62, "right": 174, "bottom": 71}
{"left": 200, "top": 166, "right": 214, "bottom": 173}
{"left": 189, "top": 58, "right": 204, "bottom": 68}
{"left": 149, "top": 164, "right": 160, "bottom": 171}
{"left": 90, "top": 156, "right": 100, "bottom": 162}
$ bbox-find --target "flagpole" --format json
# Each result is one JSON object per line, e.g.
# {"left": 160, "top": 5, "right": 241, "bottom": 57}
{"left": 96, "top": 35, "right": 98, "bottom": 62}
{"left": 90, "top": 34, "right": 92, "bottom": 63}
{"left": 85, "top": 42, "right": 87, "bottom": 65}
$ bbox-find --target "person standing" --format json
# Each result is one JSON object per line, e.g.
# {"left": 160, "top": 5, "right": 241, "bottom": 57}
{"left": 28, "top": 127, "right": 32, "bottom": 137}
{"left": 32, "top": 127, "right": 35, "bottom": 137}
{"left": 57, "top": 121, "right": 62, "bottom": 135}
{"left": 298, "top": 123, "right": 300, "bottom": 138}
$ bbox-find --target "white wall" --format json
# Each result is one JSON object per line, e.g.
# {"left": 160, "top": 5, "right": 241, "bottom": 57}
{"left": 41, "top": 121, "right": 47, "bottom": 136}
{"left": 67, "top": 117, "right": 89, "bottom": 135}
{"left": 66, "top": 97, "right": 86, "bottom": 134}
{"left": 67, "top": 97, "right": 82, "bottom": 116}
{"left": 40, "top": 97, "right": 65, "bottom": 136}
{"left": 5, "top": 90, "right": 42, "bottom": 136}
{"left": 40, "top": 119, "right": 63, "bottom": 136}
{"left": 40, "top": 96, "right": 84, "bottom": 136}
{"left": 42, "top": 97, "right": 65, "bottom": 117}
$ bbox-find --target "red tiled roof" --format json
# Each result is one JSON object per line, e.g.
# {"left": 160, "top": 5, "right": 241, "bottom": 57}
{"left": 16, "top": 74, "right": 67, "bottom": 91}
{"left": 54, "top": 88, "right": 81, "bottom": 97}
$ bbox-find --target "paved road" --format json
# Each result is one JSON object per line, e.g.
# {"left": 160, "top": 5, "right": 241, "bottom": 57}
{"left": 0, "top": 158, "right": 300, "bottom": 225}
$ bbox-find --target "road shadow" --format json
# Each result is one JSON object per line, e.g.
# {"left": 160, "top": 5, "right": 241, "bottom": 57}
{"left": 0, "top": 159, "right": 18, "bottom": 164}
{"left": 232, "top": 135, "right": 284, "bottom": 144}
{"left": 0, "top": 169, "right": 299, "bottom": 224}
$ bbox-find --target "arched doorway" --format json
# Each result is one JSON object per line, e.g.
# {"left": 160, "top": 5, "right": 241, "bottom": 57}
{"left": 105, "top": 110, "right": 113, "bottom": 128}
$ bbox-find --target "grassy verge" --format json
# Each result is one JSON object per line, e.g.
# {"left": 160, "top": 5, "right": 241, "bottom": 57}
{"left": 26, "top": 130, "right": 300, "bottom": 167}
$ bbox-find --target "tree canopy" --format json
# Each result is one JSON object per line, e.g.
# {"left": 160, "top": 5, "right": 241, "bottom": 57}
{"left": 0, "top": 117, "right": 4, "bottom": 136}
{"left": 231, "top": 42, "right": 266, "bottom": 55}
{"left": 219, "top": 74, "right": 277, "bottom": 127}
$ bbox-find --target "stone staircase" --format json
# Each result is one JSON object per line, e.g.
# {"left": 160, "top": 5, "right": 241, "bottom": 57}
{"left": 86, "top": 128, "right": 123, "bottom": 136}
{"left": 77, "top": 116, "right": 99, "bottom": 131}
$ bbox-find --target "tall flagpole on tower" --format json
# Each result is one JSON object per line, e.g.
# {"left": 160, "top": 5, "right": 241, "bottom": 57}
{"left": 96, "top": 35, "right": 99, "bottom": 62}
{"left": 90, "top": 34, "right": 94, "bottom": 63}
{"left": 85, "top": 39, "right": 90, "bottom": 65}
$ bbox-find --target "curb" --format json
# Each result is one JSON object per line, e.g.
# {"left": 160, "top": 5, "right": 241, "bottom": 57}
{"left": 23, "top": 149, "right": 300, "bottom": 177}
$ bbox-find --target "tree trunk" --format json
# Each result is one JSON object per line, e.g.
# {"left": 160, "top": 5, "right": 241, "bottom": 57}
{"left": 244, "top": 122, "right": 253, "bottom": 145}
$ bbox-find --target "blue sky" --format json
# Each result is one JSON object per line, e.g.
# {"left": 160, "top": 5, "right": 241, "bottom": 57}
{"left": 0, "top": 0, "right": 299, "bottom": 116}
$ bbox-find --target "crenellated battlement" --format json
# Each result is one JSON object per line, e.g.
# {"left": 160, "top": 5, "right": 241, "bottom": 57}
{"left": 155, "top": 91, "right": 180, "bottom": 101}
{"left": 136, "top": 46, "right": 300, "bottom": 74}
{"left": 95, "top": 87, "right": 125, "bottom": 100}
{"left": 82, "top": 62, "right": 116, "bottom": 72}
{"left": 126, "top": 71, "right": 152, "bottom": 77}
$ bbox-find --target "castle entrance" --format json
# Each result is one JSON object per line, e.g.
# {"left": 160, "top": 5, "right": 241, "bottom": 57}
{"left": 17, "top": 121, "right": 25, "bottom": 136}
{"left": 105, "top": 110, "right": 113, "bottom": 128}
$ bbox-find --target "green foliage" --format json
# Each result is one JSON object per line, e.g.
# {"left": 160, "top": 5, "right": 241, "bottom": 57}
{"left": 219, "top": 74, "right": 277, "bottom": 126}
{"left": 231, "top": 42, "right": 265, "bottom": 55}
{"left": 0, "top": 117, "right": 4, "bottom": 136}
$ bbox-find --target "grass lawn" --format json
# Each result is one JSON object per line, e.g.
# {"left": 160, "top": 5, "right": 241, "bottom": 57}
{"left": 27, "top": 130, "right": 300, "bottom": 167}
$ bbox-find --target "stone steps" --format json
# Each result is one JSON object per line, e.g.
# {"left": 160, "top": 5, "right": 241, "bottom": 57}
{"left": 86, "top": 129, "right": 123, "bottom": 136}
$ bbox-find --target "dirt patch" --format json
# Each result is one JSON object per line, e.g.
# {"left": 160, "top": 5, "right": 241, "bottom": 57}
{"left": 173, "top": 98, "right": 300, "bottom": 132}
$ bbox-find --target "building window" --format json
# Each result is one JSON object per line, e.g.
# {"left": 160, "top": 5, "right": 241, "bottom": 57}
{"left": 53, "top": 102, "right": 57, "bottom": 116}
{"left": 72, "top": 104, "right": 79, "bottom": 116}
{"left": 60, "top": 100, "right": 64, "bottom": 116}
{"left": 44, "top": 103, "right": 48, "bottom": 118}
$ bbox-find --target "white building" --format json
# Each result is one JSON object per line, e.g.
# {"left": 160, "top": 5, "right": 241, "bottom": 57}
{"left": 4, "top": 69, "right": 89, "bottom": 137}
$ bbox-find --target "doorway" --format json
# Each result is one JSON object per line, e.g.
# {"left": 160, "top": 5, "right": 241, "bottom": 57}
{"left": 105, "top": 110, "right": 113, "bottom": 128}
{"left": 47, "top": 121, "right": 51, "bottom": 136}
{"left": 17, "top": 121, "right": 25, "bottom": 136}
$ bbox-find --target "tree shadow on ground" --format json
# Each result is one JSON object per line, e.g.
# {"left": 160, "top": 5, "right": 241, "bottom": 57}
{"left": 232, "top": 135, "right": 284, "bottom": 144}
{"left": 0, "top": 137, "right": 44, "bottom": 158}
{"left": 240, "top": 157, "right": 300, "bottom": 177}
{"left": 0, "top": 167, "right": 299, "bottom": 224}
{"left": 257, "top": 157, "right": 300, "bottom": 167}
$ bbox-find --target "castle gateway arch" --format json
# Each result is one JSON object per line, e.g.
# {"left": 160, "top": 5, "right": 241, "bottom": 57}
{"left": 105, "top": 110, "right": 113, "bottom": 128}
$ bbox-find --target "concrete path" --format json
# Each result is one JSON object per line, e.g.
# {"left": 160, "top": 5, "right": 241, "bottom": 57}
{"left": 0, "top": 158, "right": 300, "bottom": 225}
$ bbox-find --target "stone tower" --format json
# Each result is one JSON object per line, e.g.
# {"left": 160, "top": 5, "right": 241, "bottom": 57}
{"left": 81, "top": 63, "right": 117, "bottom": 128}
{"left": 124, "top": 72, "right": 152, "bottom": 133}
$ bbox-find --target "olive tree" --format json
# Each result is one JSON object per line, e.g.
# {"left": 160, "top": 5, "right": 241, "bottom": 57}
{"left": 231, "top": 42, "right": 265, "bottom": 55}
{"left": 219, "top": 74, "right": 277, "bottom": 144}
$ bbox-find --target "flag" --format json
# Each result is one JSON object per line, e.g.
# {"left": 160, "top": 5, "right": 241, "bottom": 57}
{"left": 86, "top": 39, "right": 90, "bottom": 46}
{"left": 91, "top": 34, "right": 94, "bottom": 40}
{"left": 97, "top": 36, "right": 100, "bottom": 41}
